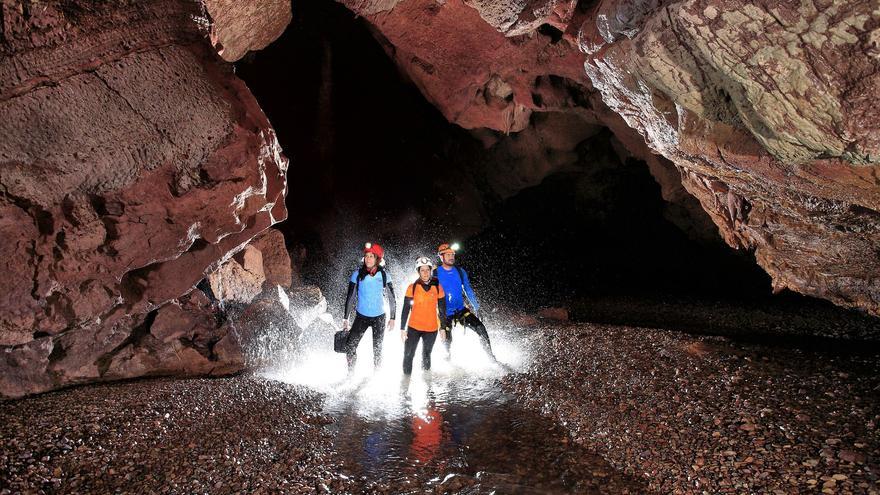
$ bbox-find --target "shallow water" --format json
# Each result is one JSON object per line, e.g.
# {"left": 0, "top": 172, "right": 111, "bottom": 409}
{"left": 262, "top": 320, "right": 645, "bottom": 493}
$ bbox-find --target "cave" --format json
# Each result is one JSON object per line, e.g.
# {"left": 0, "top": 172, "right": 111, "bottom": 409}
{"left": 1, "top": 1, "right": 879, "bottom": 493}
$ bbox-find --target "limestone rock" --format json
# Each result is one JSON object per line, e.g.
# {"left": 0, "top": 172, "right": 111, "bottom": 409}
{"left": 208, "top": 246, "right": 266, "bottom": 305}
{"left": 0, "top": 1, "right": 286, "bottom": 397}
{"left": 338, "top": 0, "right": 880, "bottom": 316}
{"left": 583, "top": 0, "right": 880, "bottom": 314}
{"left": 249, "top": 228, "right": 294, "bottom": 288}
{"left": 203, "top": 0, "right": 292, "bottom": 62}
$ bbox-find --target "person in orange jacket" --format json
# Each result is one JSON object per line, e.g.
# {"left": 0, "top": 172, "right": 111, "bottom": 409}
{"left": 399, "top": 257, "right": 448, "bottom": 375}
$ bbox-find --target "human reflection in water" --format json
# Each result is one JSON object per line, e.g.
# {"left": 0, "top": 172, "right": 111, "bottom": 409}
{"left": 410, "top": 401, "right": 443, "bottom": 465}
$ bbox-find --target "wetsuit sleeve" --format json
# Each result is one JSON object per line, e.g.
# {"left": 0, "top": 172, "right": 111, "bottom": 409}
{"left": 438, "top": 293, "right": 448, "bottom": 329}
{"left": 461, "top": 269, "right": 479, "bottom": 312}
{"left": 343, "top": 281, "right": 357, "bottom": 321}
{"left": 385, "top": 282, "right": 397, "bottom": 319}
{"left": 400, "top": 284, "right": 414, "bottom": 330}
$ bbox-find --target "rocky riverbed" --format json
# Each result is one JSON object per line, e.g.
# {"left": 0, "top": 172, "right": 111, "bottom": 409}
{"left": 504, "top": 321, "right": 880, "bottom": 494}
{"left": 2, "top": 316, "right": 878, "bottom": 494}
{"left": 0, "top": 376, "right": 355, "bottom": 494}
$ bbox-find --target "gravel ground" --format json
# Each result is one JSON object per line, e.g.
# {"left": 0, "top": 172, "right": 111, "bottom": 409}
{"left": 0, "top": 375, "right": 356, "bottom": 494}
{"left": 503, "top": 321, "right": 880, "bottom": 494}
{"left": 570, "top": 294, "right": 880, "bottom": 341}
{"left": 3, "top": 316, "right": 879, "bottom": 494}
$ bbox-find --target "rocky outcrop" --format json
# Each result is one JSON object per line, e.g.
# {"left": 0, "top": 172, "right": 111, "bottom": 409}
{"left": 339, "top": 0, "right": 880, "bottom": 316}
{"left": 340, "top": 0, "right": 589, "bottom": 133}
{"left": 249, "top": 228, "right": 294, "bottom": 289}
{"left": 336, "top": 0, "right": 723, "bottom": 243}
{"left": 581, "top": 0, "right": 880, "bottom": 314}
{"left": 0, "top": 1, "right": 288, "bottom": 397}
{"left": 203, "top": 0, "right": 292, "bottom": 62}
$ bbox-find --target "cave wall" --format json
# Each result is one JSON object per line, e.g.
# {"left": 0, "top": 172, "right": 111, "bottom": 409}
{"left": 0, "top": 1, "right": 288, "bottom": 397}
{"left": 337, "top": 0, "right": 880, "bottom": 316}
{"left": 582, "top": 0, "right": 880, "bottom": 314}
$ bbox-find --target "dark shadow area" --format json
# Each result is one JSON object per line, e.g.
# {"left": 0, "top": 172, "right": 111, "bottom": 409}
{"left": 235, "top": 0, "right": 880, "bottom": 339}
{"left": 235, "top": 0, "right": 484, "bottom": 292}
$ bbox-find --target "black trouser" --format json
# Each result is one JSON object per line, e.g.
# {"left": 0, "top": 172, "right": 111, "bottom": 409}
{"left": 346, "top": 313, "right": 386, "bottom": 370}
{"left": 444, "top": 309, "right": 495, "bottom": 360}
{"left": 402, "top": 328, "right": 439, "bottom": 375}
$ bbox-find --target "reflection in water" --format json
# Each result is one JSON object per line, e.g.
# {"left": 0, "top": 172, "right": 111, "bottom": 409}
{"left": 410, "top": 404, "right": 442, "bottom": 465}
{"left": 261, "top": 318, "right": 644, "bottom": 493}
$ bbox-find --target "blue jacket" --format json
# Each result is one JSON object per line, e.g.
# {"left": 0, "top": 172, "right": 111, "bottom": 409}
{"left": 435, "top": 265, "right": 479, "bottom": 316}
{"left": 344, "top": 268, "right": 396, "bottom": 319}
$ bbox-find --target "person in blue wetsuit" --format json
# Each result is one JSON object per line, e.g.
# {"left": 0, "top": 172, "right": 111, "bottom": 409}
{"left": 342, "top": 242, "right": 396, "bottom": 371}
{"left": 433, "top": 242, "right": 496, "bottom": 361}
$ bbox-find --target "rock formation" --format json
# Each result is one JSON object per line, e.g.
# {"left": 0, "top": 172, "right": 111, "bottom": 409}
{"left": 0, "top": 1, "right": 288, "bottom": 397}
{"left": 337, "top": 0, "right": 880, "bottom": 316}
{"left": 203, "top": 0, "right": 292, "bottom": 62}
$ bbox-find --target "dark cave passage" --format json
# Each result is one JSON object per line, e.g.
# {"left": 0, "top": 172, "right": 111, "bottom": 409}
{"left": 235, "top": 2, "right": 764, "bottom": 302}
{"left": 234, "top": 0, "right": 878, "bottom": 339}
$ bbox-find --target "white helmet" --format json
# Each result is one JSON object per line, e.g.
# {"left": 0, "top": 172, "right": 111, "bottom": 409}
{"left": 415, "top": 256, "right": 434, "bottom": 271}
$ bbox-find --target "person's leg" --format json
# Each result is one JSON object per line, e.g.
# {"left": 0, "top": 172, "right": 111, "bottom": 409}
{"left": 402, "top": 328, "right": 421, "bottom": 375}
{"left": 462, "top": 312, "right": 496, "bottom": 360}
{"left": 346, "top": 315, "right": 370, "bottom": 371}
{"left": 370, "top": 315, "right": 386, "bottom": 368}
{"left": 443, "top": 314, "right": 455, "bottom": 359}
{"left": 421, "top": 331, "right": 438, "bottom": 371}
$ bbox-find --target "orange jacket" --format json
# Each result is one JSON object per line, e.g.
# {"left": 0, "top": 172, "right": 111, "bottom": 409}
{"left": 401, "top": 280, "right": 447, "bottom": 331}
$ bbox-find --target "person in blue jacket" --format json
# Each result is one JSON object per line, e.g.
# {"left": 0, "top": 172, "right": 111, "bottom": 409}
{"left": 433, "top": 242, "right": 496, "bottom": 361}
{"left": 342, "top": 242, "right": 396, "bottom": 371}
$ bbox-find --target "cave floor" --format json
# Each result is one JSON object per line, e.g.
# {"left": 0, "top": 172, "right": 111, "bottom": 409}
{"left": 1, "top": 314, "right": 879, "bottom": 494}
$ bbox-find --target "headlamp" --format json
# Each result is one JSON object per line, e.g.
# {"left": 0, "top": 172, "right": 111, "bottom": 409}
{"left": 451, "top": 242, "right": 460, "bottom": 251}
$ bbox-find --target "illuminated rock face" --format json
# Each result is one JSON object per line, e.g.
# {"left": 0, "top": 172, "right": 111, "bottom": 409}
{"left": 203, "top": 0, "right": 292, "bottom": 62}
{"left": 581, "top": 0, "right": 880, "bottom": 315}
{"left": 338, "top": 0, "right": 880, "bottom": 316}
{"left": 0, "top": 1, "right": 288, "bottom": 397}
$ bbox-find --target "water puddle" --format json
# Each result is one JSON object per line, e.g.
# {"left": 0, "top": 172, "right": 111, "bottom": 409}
{"left": 262, "top": 319, "right": 645, "bottom": 493}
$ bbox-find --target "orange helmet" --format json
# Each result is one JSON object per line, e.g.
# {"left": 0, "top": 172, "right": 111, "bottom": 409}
{"left": 437, "top": 242, "right": 459, "bottom": 256}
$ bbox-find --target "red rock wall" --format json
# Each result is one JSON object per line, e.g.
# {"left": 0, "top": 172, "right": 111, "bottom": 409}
{"left": 0, "top": 1, "right": 288, "bottom": 397}
{"left": 582, "top": 0, "right": 880, "bottom": 314}
{"left": 203, "top": 0, "right": 292, "bottom": 62}
{"left": 338, "top": 0, "right": 880, "bottom": 316}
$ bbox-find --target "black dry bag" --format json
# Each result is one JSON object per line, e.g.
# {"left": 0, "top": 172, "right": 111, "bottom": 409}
{"left": 334, "top": 330, "right": 348, "bottom": 353}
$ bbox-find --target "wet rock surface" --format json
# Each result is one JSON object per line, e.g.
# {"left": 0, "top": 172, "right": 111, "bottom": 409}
{"left": 324, "top": 373, "right": 646, "bottom": 494}
{"left": 504, "top": 320, "right": 880, "bottom": 494}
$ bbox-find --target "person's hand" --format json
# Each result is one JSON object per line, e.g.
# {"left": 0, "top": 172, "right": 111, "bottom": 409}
{"left": 387, "top": 319, "right": 396, "bottom": 332}
{"left": 400, "top": 329, "right": 407, "bottom": 342}
{"left": 439, "top": 328, "right": 448, "bottom": 342}
{"left": 342, "top": 319, "right": 349, "bottom": 331}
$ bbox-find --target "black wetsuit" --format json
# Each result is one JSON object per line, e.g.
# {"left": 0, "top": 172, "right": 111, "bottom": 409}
{"left": 343, "top": 267, "right": 396, "bottom": 370}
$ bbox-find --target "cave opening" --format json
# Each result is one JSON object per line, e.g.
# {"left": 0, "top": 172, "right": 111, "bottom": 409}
{"left": 234, "top": 0, "right": 876, "bottom": 337}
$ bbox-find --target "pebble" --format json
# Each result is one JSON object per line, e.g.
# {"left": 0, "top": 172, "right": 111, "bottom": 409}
{"left": 502, "top": 320, "right": 880, "bottom": 493}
